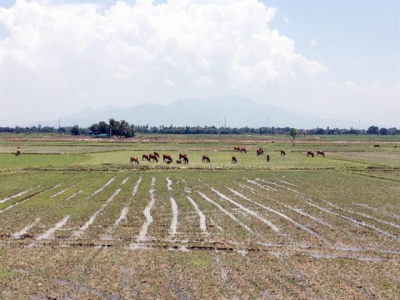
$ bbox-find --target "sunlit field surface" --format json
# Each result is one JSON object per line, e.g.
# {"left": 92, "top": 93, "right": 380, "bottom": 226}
{"left": 0, "top": 134, "right": 399, "bottom": 299}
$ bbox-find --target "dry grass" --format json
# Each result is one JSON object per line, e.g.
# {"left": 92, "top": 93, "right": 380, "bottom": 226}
{"left": 0, "top": 136, "right": 399, "bottom": 299}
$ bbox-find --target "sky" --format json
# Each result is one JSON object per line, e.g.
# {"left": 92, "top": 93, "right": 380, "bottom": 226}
{"left": 0, "top": 0, "right": 399, "bottom": 128}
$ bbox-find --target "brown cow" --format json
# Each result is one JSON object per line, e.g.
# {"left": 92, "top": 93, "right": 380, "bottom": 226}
{"left": 306, "top": 151, "right": 314, "bottom": 157}
{"left": 232, "top": 156, "right": 237, "bottom": 163}
{"left": 182, "top": 156, "right": 189, "bottom": 164}
{"left": 149, "top": 154, "right": 158, "bottom": 162}
{"left": 130, "top": 156, "right": 139, "bottom": 164}
{"left": 317, "top": 150, "right": 325, "bottom": 157}
{"left": 240, "top": 148, "right": 247, "bottom": 153}
{"left": 280, "top": 150, "right": 286, "bottom": 156}
{"left": 233, "top": 147, "right": 240, "bottom": 152}
{"left": 176, "top": 160, "right": 182, "bottom": 164}
{"left": 202, "top": 155, "right": 210, "bottom": 163}
{"left": 153, "top": 151, "right": 160, "bottom": 158}
{"left": 257, "top": 148, "right": 264, "bottom": 156}
{"left": 142, "top": 154, "right": 150, "bottom": 161}
{"left": 163, "top": 154, "right": 173, "bottom": 163}
{"left": 373, "top": 144, "right": 380, "bottom": 148}
{"left": 266, "top": 155, "right": 270, "bottom": 162}
{"left": 179, "top": 153, "right": 187, "bottom": 160}
{"left": 15, "top": 150, "right": 21, "bottom": 156}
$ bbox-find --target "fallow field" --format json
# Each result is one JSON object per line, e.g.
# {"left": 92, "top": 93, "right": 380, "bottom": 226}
{"left": 0, "top": 134, "right": 399, "bottom": 299}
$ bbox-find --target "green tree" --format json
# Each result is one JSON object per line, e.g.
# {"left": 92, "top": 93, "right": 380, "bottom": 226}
{"left": 70, "top": 125, "right": 81, "bottom": 136}
{"left": 109, "top": 118, "right": 120, "bottom": 136}
{"left": 379, "top": 127, "right": 388, "bottom": 135}
{"left": 117, "top": 120, "right": 129, "bottom": 138}
{"left": 367, "top": 126, "right": 379, "bottom": 134}
{"left": 290, "top": 128, "right": 297, "bottom": 145}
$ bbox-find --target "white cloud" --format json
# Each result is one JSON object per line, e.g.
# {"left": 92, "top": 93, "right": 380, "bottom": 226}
{"left": 0, "top": 0, "right": 330, "bottom": 126}
{"left": 192, "top": 75, "right": 214, "bottom": 88}
{"left": 284, "top": 16, "right": 289, "bottom": 25}
{"left": 311, "top": 38, "right": 318, "bottom": 46}
{"left": 162, "top": 78, "right": 175, "bottom": 87}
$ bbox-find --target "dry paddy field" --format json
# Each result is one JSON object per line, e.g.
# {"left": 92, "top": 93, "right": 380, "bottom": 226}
{"left": 0, "top": 135, "right": 399, "bottom": 299}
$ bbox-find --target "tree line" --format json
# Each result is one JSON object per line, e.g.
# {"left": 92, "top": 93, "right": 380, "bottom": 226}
{"left": 1, "top": 121, "right": 399, "bottom": 137}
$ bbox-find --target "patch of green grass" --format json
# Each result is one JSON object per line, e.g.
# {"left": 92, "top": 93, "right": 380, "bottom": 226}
{"left": 0, "top": 268, "right": 14, "bottom": 279}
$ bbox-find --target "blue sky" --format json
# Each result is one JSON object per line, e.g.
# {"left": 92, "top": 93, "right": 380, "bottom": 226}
{"left": 0, "top": 0, "right": 399, "bottom": 127}
{"left": 267, "top": 1, "right": 399, "bottom": 86}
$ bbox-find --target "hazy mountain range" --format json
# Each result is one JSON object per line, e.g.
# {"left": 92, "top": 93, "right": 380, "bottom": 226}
{"left": 28, "top": 96, "right": 397, "bottom": 129}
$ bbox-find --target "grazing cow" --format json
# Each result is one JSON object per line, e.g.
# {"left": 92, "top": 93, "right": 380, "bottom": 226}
{"left": 142, "top": 154, "right": 150, "bottom": 161}
{"left": 240, "top": 148, "right": 247, "bottom": 153}
{"left": 153, "top": 151, "right": 160, "bottom": 158}
{"left": 373, "top": 144, "right": 380, "bottom": 148}
{"left": 280, "top": 150, "right": 286, "bottom": 156}
{"left": 232, "top": 156, "right": 237, "bottom": 163}
{"left": 182, "top": 156, "right": 189, "bottom": 164}
{"left": 317, "top": 151, "right": 325, "bottom": 157}
{"left": 233, "top": 147, "right": 241, "bottom": 152}
{"left": 202, "top": 155, "right": 211, "bottom": 163}
{"left": 257, "top": 148, "right": 264, "bottom": 156}
{"left": 163, "top": 154, "right": 173, "bottom": 163}
{"left": 130, "top": 156, "right": 139, "bottom": 165}
{"left": 149, "top": 154, "right": 158, "bottom": 162}
{"left": 179, "top": 153, "right": 187, "bottom": 160}
{"left": 15, "top": 150, "right": 21, "bottom": 156}
{"left": 176, "top": 160, "right": 182, "bottom": 164}
{"left": 266, "top": 155, "right": 270, "bottom": 162}
{"left": 306, "top": 151, "right": 314, "bottom": 157}
{"left": 395, "top": 145, "right": 397, "bottom": 149}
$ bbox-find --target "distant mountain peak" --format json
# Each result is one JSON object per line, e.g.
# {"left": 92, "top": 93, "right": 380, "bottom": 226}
{"left": 25, "top": 96, "right": 379, "bottom": 129}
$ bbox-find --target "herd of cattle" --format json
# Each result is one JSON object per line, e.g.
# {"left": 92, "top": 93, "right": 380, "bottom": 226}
{"left": 128, "top": 147, "right": 328, "bottom": 165}
{"left": 12, "top": 144, "right": 394, "bottom": 163}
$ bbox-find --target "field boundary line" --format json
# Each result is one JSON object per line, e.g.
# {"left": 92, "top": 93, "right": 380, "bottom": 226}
{"left": 91, "top": 177, "right": 115, "bottom": 196}
{"left": 167, "top": 177, "right": 172, "bottom": 190}
{"left": 121, "top": 177, "right": 129, "bottom": 185}
{"left": 12, "top": 218, "right": 40, "bottom": 239}
{"left": 227, "top": 187, "right": 332, "bottom": 245}
{"left": 278, "top": 179, "right": 298, "bottom": 187}
{"left": 238, "top": 182, "right": 334, "bottom": 229}
{"left": 27, "top": 215, "right": 71, "bottom": 247}
{"left": 257, "top": 178, "right": 299, "bottom": 193}
{"left": 72, "top": 188, "right": 121, "bottom": 238}
{"left": 345, "top": 170, "right": 400, "bottom": 183}
{"left": 197, "top": 191, "right": 255, "bottom": 234}
{"left": 101, "top": 176, "right": 142, "bottom": 240}
{"left": 211, "top": 187, "right": 280, "bottom": 234}
{"left": 136, "top": 177, "right": 156, "bottom": 242}
{"left": 252, "top": 177, "right": 399, "bottom": 240}
{"left": 50, "top": 181, "right": 84, "bottom": 198}
{"left": 245, "top": 178, "right": 276, "bottom": 191}
{"left": 0, "top": 184, "right": 61, "bottom": 214}
{"left": 353, "top": 202, "right": 400, "bottom": 220}
{"left": 186, "top": 196, "right": 208, "bottom": 234}
{"left": 285, "top": 206, "right": 334, "bottom": 228}
{"left": 322, "top": 199, "right": 400, "bottom": 230}
{"left": 300, "top": 196, "right": 398, "bottom": 240}
{"left": 66, "top": 190, "right": 82, "bottom": 200}
{"left": 169, "top": 197, "right": 178, "bottom": 239}
{"left": 0, "top": 186, "right": 39, "bottom": 204}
